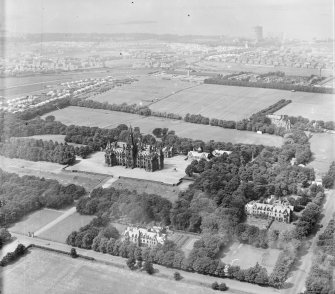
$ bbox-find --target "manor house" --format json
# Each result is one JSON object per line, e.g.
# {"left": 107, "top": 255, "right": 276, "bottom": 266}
{"left": 123, "top": 226, "right": 167, "bottom": 247}
{"left": 266, "top": 114, "right": 291, "bottom": 130}
{"left": 245, "top": 199, "right": 294, "bottom": 223}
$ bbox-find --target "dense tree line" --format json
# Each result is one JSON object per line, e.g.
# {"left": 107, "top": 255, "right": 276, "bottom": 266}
{"left": 0, "top": 169, "right": 86, "bottom": 226}
{"left": 0, "top": 228, "right": 12, "bottom": 249}
{"left": 0, "top": 137, "right": 76, "bottom": 165}
{"left": 16, "top": 97, "right": 71, "bottom": 120}
{"left": 204, "top": 76, "right": 334, "bottom": 94}
{"left": 66, "top": 216, "right": 119, "bottom": 249}
{"left": 322, "top": 161, "right": 335, "bottom": 188}
{"left": 76, "top": 187, "right": 172, "bottom": 225}
{"left": 0, "top": 244, "right": 26, "bottom": 267}
{"left": 304, "top": 215, "right": 335, "bottom": 294}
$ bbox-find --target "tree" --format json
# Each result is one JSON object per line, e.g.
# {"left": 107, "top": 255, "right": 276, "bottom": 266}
{"left": 0, "top": 228, "right": 12, "bottom": 243}
{"left": 70, "top": 248, "right": 78, "bottom": 258}
{"left": 126, "top": 256, "right": 136, "bottom": 270}
{"left": 218, "top": 283, "right": 228, "bottom": 291}
{"left": 211, "top": 281, "right": 219, "bottom": 290}
{"left": 144, "top": 261, "right": 154, "bottom": 275}
{"left": 174, "top": 272, "right": 182, "bottom": 281}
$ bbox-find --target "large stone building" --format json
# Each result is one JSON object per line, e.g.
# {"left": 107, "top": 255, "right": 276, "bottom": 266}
{"left": 123, "top": 226, "right": 167, "bottom": 247}
{"left": 245, "top": 199, "right": 294, "bottom": 223}
{"left": 266, "top": 114, "right": 291, "bottom": 130}
{"left": 105, "top": 129, "right": 164, "bottom": 172}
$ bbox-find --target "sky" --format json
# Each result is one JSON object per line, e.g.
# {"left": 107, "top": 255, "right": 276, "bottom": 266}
{"left": 3, "top": 0, "right": 334, "bottom": 40}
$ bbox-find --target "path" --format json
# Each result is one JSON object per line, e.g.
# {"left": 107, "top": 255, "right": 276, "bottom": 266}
{"left": 283, "top": 189, "right": 335, "bottom": 294}
{"left": 33, "top": 207, "right": 76, "bottom": 237}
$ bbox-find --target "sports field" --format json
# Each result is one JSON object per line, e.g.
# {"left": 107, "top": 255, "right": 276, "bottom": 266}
{"left": 65, "top": 152, "right": 189, "bottom": 186}
{"left": 9, "top": 209, "right": 63, "bottom": 236}
{"left": 221, "top": 242, "right": 281, "bottom": 273}
{"left": 91, "top": 76, "right": 192, "bottom": 106}
{"left": 308, "top": 133, "right": 335, "bottom": 176}
{"left": 44, "top": 106, "right": 283, "bottom": 146}
{"left": 37, "top": 213, "right": 95, "bottom": 243}
{"left": 1, "top": 248, "right": 216, "bottom": 294}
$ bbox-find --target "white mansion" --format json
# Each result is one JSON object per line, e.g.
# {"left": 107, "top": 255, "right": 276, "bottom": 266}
{"left": 245, "top": 199, "right": 294, "bottom": 223}
{"left": 123, "top": 226, "right": 167, "bottom": 247}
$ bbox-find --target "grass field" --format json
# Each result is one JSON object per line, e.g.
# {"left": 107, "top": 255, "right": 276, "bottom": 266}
{"left": 37, "top": 213, "right": 95, "bottom": 243}
{"left": 66, "top": 152, "right": 189, "bottom": 185}
{"left": 9, "top": 209, "right": 63, "bottom": 235}
{"left": 168, "top": 233, "right": 200, "bottom": 257}
{"left": 221, "top": 242, "right": 281, "bottom": 273}
{"left": 245, "top": 216, "right": 272, "bottom": 230}
{"left": 1, "top": 248, "right": 215, "bottom": 294}
{"left": 111, "top": 177, "right": 182, "bottom": 202}
{"left": 0, "top": 155, "right": 107, "bottom": 191}
{"left": 308, "top": 133, "right": 335, "bottom": 176}
{"left": 44, "top": 106, "right": 283, "bottom": 146}
{"left": 91, "top": 76, "right": 192, "bottom": 106}
{"left": 150, "top": 84, "right": 284, "bottom": 120}
{"left": 274, "top": 91, "right": 334, "bottom": 121}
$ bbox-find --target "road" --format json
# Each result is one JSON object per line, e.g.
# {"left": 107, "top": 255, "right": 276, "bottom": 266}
{"left": 283, "top": 189, "right": 335, "bottom": 294}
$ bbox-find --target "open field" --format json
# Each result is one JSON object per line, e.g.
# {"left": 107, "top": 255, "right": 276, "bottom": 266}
{"left": 66, "top": 152, "right": 189, "bottom": 185}
{"left": 1, "top": 248, "right": 217, "bottom": 294}
{"left": 168, "top": 232, "right": 201, "bottom": 257}
{"left": 221, "top": 242, "right": 281, "bottom": 273}
{"left": 275, "top": 92, "right": 334, "bottom": 121}
{"left": 111, "top": 177, "right": 182, "bottom": 202}
{"left": 9, "top": 209, "right": 63, "bottom": 236}
{"left": 150, "top": 84, "right": 283, "bottom": 120}
{"left": 91, "top": 76, "right": 192, "bottom": 106}
{"left": 308, "top": 133, "right": 335, "bottom": 176}
{"left": 269, "top": 220, "right": 295, "bottom": 232}
{"left": 151, "top": 83, "right": 334, "bottom": 121}
{"left": 0, "top": 155, "right": 108, "bottom": 191}
{"left": 37, "top": 212, "right": 95, "bottom": 243}
{"left": 44, "top": 106, "right": 283, "bottom": 146}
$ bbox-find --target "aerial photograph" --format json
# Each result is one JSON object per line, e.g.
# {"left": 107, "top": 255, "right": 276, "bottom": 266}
{"left": 0, "top": 0, "right": 334, "bottom": 293}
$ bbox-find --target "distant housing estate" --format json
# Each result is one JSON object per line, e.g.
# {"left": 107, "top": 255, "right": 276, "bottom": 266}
{"left": 123, "top": 226, "right": 167, "bottom": 247}
{"left": 245, "top": 199, "right": 294, "bottom": 223}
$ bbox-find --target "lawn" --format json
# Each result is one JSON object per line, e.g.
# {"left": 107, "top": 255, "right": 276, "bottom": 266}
{"left": 91, "top": 75, "right": 192, "bottom": 106}
{"left": 168, "top": 232, "right": 200, "bottom": 257}
{"left": 244, "top": 216, "right": 272, "bottom": 230}
{"left": 0, "top": 155, "right": 107, "bottom": 191}
{"left": 9, "top": 209, "right": 63, "bottom": 235}
{"left": 37, "top": 212, "right": 95, "bottom": 243}
{"left": 1, "top": 248, "right": 215, "bottom": 294}
{"left": 66, "top": 152, "right": 189, "bottom": 186}
{"left": 44, "top": 106, "right": 283, "bottom": 146}
{"left": 221, "top": 242, "right": 281, "bottom": 273}
{"left": 308, "top": 133, "right": 335, "bottom": 177}
{"left": 111, "top": 177, "right": 181, "bottom": 202}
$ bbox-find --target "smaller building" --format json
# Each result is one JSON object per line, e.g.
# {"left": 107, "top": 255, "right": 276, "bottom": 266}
{"left": 162, "top": 146, "right": 175, "bottom": 158}
{"left": 187, "top": 150, "right": 210, "bottom": 161}
{"left": 123, "top": 226, "right": 167, "bottom": 247}
{"left": 212, "top": 150, "right": 232, "bottom": 157}
{"left": 245, "top": 199, "right": 294, "bottom": 223}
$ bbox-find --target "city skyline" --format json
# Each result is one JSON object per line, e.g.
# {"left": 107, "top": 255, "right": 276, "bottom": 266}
{"left": 3, "top": 0, "right": 334, "bottom": 40}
